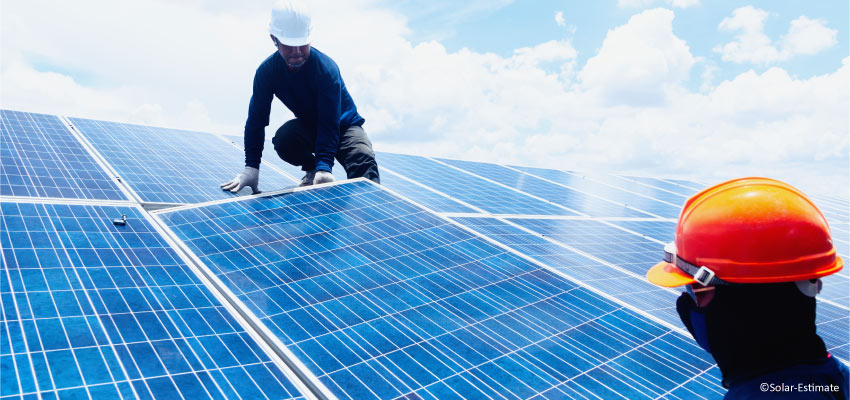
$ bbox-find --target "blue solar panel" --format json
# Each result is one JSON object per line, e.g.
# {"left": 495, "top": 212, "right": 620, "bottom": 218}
{"left": 0, "top": 110, "right": 126, "bottom": 201}
{"left": 606, "top": 220, "right": 677, "bottom": 243}
{"left": 576, "top": 172, "right": 688, "bottom": 205}
{"left": 451, "top": 217, "right": 682, "bottom": 327}
{"left": 0, "top": 201, "right": 306, "bottom": 399}
{"left": 69, "top": 118, "right": 295, "bottom": 204}
{"left": 437, "top": 158, "right": 655, "bottom": 218}
{"left": 511, "top": 165, "right": 682, "bottom": 218}
{"left": 379, "top": 171, "right": 478, "bottom": 214}
{"left": 624, "top": 176, "right": 697, "bottom": 197}
{"left": 377, "top": 152, "right": 575, "bottom": 215}
{"left": 504, "top": 217, "right": 850, "bottom": 362}
{"left": 157, "top": 180, "right": 722, "bottom": 399}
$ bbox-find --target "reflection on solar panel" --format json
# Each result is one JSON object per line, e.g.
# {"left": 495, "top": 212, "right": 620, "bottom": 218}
{"left": 377, "top": 152, "right": 575, "bottom": 215}
{"left": 606, "top": 220, "right": 677, "bottom": 243}
{"left": 437, "top": 158, "right": 654, "bottom": 218}
{"left": 157, "top": 181, "right": 723, "bottom": 399}
{"left": 511, "top": 165, "right": 682, "bottom": 218}
{"left": 624, "top": 176, "right": 696, "bottom": 197}
{"left": 580, "top": 172, "right": 688, "bottom": 205}
{"left": 379, "top": 171, "right": 477, "bottom": 214}
{"left": 69, "top": 118, "right": 294, "bottom": 204}
{"left": 0, "top": 111, "right": 126, "bottom": 201}
{"left": 451, "top": 217, "right": 681, "bottom": 327}
{"left": 0, "top": 201, "right": 306, "bottom": 399}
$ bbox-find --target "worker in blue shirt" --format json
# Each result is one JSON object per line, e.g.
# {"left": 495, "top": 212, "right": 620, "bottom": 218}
{"left": 646, "top": 178, "right": 848, "bottom": 399}
{"left": 222, "top": 0, "right": 380, "bottom": 194}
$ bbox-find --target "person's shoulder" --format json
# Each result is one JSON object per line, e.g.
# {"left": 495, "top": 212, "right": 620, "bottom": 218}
{"left": 258, "top": 52, "right": 283, "bottom": 71}
{"left": 310, "top": 48, "right": 340, "bottom": 75}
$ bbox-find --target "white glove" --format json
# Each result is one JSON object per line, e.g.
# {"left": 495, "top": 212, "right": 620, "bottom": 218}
{"left": 313, "top": 170, "right": 335, "bottom": 185}
{"left": 220, "top": 166, "right": 260, "bottom": 194}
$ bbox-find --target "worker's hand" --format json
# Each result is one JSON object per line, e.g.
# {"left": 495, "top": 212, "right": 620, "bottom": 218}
{"left": 221, "top": 166, "right": 260, "bottom": 194}
{"left": 313, "top": 170, "right": 335, "bottom": 185}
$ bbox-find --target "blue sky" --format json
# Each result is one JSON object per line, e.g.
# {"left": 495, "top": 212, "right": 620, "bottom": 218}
{"left": 385, "top": 0, "right": 849, "bottom": 89}
{"left": 2, "top": 0, "right": 848, "bottom": 197}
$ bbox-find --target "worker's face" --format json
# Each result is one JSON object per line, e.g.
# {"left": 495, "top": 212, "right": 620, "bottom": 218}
{"left": 272, "top": 35, "right": 310, "bottom": 70}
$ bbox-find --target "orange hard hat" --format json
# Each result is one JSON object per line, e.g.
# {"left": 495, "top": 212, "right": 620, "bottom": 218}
{"left": 647, "top": 177, "right": 843, "bottom": 287}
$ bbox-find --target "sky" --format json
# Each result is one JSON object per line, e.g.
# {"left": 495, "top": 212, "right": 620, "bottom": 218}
{"left": 2, "top": 0, "right": 848, "bottom": 198}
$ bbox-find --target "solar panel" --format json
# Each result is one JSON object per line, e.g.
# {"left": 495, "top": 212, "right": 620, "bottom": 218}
{"left": 436, "top": 158, "right": 655, "bottom": 218}
{"left": 571, "top": 171, "right": 689, "bottom": 206}
{"left": 511, "top": 165, "right": 682, "bottom": 218}
{"left": 0, "top": 110, "right": 127, "bottom": 201}
{"left": 379, "top": 170, "right": 478, "bottom": 214}
{"left": 68, "top": 118, "right": 295, "bottom": 204}
{"left": 623, "top": 176, "right": 697, "bottom": 197}
{"left": 377, "top": 152, "right": 575, "bottom": 216}
{"left": 451, "top": 217, "right": 681, "bottom": 327}
{"left": 0, "top": 201, "right": 307, "bottom": 399}
{"left": 156, "top": 180, "right": 723, "bottom": 399}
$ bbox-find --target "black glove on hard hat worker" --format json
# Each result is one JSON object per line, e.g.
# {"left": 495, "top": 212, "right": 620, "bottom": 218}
{"left": 646, "top": 177, "right": 849, "bottom": 399}
{"left": 221, "top": 0, "right": 380, "bottom": 194}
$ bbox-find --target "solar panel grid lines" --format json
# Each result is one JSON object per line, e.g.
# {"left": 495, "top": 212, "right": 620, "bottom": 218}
{"left": 435, "top": 158, "right": 662, "bottom": 220}
{"left": 0, "top": 110, "right": 127, "bottom": 202}
{"left": 565, "top": 171, "right": 690, "bottom": 208}
{"left": 426, "top": 157, "right": 593, "bottom": 218}
{"left": 68, "top": 117, "right": 296, "bottom": 204}
{"left": 508, "top": 165, "right": 683, "bottom": 219}
{"left": 378, "top": 168, "right": 482, "bottom": 214}
{"left": 0, "top": 201, "right": 309, "bottom": 399}
{"left": 375, "top": 152, "right": 574, "bottom": 216}
{"left": 621, "top": 176, "right": 696, "bottom": 198}
{"left": 156, "top": 180, "right": 724, "bottom": 399}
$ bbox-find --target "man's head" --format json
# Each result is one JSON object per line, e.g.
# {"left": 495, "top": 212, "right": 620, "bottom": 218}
{"left": 646, "top": 177, "right": 842, "bottom": 384}
{"left": 269, "top": 0, "right": 312, "bottom": 70}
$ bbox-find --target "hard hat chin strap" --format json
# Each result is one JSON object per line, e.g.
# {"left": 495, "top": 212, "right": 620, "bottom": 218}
{"left": 794, "top": 279, "right": 822, "bottom": 297}
{"left": 664, "top": 242, "right": 733, "bottom": 286}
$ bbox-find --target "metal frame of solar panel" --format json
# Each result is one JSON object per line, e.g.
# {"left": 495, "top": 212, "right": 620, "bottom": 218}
{"left": 154, "top": 179, "right": 726, "bottom": 399}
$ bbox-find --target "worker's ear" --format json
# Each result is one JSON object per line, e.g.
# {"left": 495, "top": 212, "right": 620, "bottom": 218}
{"left": 270, "top": 34, "right": 279, "bottom": 47}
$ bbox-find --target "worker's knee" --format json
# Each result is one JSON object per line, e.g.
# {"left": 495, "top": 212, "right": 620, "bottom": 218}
{"left": 273, "top": 119, "right": 313, "bottom": 162}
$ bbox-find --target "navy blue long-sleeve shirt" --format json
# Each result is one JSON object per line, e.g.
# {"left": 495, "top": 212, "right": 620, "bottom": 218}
{"left": 244, "top": 48, "right": 364, "bottom": 172}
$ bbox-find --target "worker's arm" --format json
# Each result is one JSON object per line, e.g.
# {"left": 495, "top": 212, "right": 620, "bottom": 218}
{"left": 221, "top": 61, "right": 274, "bottom": 194}
{"left": 313, "top": 66, "right": 343, "bottom": 176}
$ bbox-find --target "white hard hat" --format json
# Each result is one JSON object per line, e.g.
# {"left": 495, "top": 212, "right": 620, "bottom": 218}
{"left": 269, "top": 0, "right": 312, "bottom": 46}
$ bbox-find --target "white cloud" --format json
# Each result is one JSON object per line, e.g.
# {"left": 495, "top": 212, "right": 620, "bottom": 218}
{"left": 1, "top": 2, "right": 846, "bottom": 197}
{"left": 578, "top": 8, "right": 695, "bottom": 106}
{"left": 714, "top": 6, "right": 837, "bottom": 65}
{"left": 618, "top": 0, "right": 699, "bottom": 9}
{"left": 555, "top": 11, "right": 565, "bottom": 27}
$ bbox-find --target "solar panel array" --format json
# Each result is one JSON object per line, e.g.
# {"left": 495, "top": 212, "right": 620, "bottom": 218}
{"left": 2, "top": 108, "right": 847, "bottom": 399}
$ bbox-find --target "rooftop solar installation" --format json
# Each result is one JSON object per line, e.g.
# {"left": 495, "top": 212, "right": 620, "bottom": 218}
{"left": 510, "top": 165, "right": 682, "bottom": 219}
{"left": 436, "top": 158, "right": 655, "bottom": 218}
{"left": 0, "top": 201, "right": 307, "bottom": 399}
{"left": 376, "top": 152, "right": 576, "bottom": 216}
{"left": 0, "top": 110, "right": 127, "bottom": 201}
{"left": 68, "top": 118, "right": 295, "bottom": 204}
{"left": 156, "top": 180, "right": 724, "bottom": 399}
